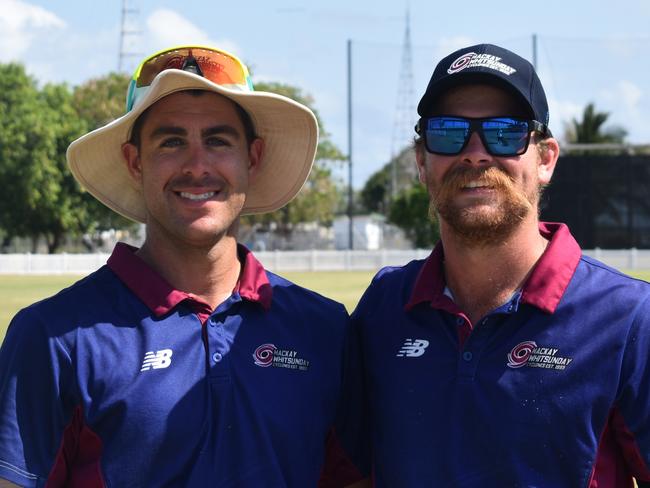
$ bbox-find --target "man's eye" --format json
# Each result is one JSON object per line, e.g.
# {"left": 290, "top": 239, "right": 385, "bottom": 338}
{"left": 206, "top": 137, "right": 231, "bottom": 147}
{"left": 160, "top": 137, "right": 184, "bottom": 148}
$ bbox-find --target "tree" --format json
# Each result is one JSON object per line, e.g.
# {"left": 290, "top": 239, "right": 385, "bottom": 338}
{"left": 0, "top": 63, "right": 91, "bottom": 252}
{"left": 0, "top": 66, "right": 132, "bottom": 253}
{"left": 241, "top": 81, "right": 346, "bottom": 244}
{"left": 388, "top": 184, "right": 440, "bottom": 248}
{"left": 360, "top": 146, "right": 418, "bottom": 214}
{"left": 566, "top": 102, "right": 627, "bottom": 144}
{"left": 71, "top": 73, "right": 137, "bottom": 234}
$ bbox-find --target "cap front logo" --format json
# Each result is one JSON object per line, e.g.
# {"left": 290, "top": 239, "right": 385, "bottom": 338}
{"left": 448, "top": 52, "right": 517, "bottom": 76}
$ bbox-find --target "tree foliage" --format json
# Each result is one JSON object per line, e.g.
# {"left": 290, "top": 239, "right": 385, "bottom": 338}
{"left": 388, "top": 184, "right": 440, "bottom": 248}
{"left": 0, "top": 66, "right": 136, "bottom": 252}
{"left": 242, "top": 81, "right": 345, "bottom": 237}
{"left": 71, "top": 73, "right": 137, "bottom": 232}
{"left": 0, "top": 64, "right": 92, "bottom": 252}
{"left": 567, "top": 102, "right": 627, "bottom": 143}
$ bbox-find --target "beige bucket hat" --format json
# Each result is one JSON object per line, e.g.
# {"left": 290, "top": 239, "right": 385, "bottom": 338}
{"left": 67, "top": 65, "right": 318, "bottom": 223}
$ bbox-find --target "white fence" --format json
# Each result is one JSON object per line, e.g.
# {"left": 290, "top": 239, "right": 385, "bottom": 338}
{"left": 0, "top": 249, "right": 649, "bottom": 275}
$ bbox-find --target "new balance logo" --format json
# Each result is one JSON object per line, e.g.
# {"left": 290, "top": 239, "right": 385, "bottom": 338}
{"left": 141, "top": 349, "right": 173, "bottom": 371}
{"left": 396, "top": 339, "right": 429, "bottom": 357}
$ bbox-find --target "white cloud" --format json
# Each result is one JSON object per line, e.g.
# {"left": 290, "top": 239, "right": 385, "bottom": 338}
{"left": 0, "top": 0, "right": 65, "bottom": 60}
{"left": 144, "top": 9, "right": 239, "bottom": 56}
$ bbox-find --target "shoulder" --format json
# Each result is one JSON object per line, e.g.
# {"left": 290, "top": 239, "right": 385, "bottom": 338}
{"left": 265, "top": 270, "right": 348, "bottom": 317}
{"left": 353, "top": 258, "right": 427, "bottom": 315}
{"left": 7, "top": 266, "right": 127, "bottom": 337}
{"left": 576, "top": 255, "right": 650, "bottom": 297}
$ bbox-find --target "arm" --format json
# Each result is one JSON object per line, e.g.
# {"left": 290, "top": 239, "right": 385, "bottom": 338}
{"left": 0, "top": 308, "right": 70, "bottom": 486}
{"left": 0, "top": 479, "right": 21, "bottom": 488}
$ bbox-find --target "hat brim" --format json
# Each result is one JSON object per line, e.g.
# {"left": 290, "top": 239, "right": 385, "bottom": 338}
{"left": 67, "top": 70, "right": 318, "bottom": 223}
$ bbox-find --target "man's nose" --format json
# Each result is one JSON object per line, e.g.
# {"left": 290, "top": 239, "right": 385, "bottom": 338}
{"left": 460, "top": 131, "right": 491, "bottom": 165}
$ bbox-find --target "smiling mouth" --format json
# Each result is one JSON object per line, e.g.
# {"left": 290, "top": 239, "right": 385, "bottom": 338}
{"left": 463, "top": 181, "right": 492, "bottom": 190}
{"left": 178, "top": 191, "right": 216, "bottom": 201}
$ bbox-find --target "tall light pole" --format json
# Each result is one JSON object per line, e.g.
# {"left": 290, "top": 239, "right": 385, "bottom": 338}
{"left": 347, "top": 39, "right": 354, "bottom": 250}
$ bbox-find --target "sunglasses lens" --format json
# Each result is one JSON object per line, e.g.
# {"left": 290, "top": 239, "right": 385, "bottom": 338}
{"left": 425, "top": 117, "right": 470, "bottom": 155}
{"left": 137, "top": 48, "right": 248, "bottom": 88}
{"left": 482, "top": 118, "right": 530, "bottom": 156}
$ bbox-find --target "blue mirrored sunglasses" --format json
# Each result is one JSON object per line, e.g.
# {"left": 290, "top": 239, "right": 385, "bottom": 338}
{"left": 416, "top": 116, "right": 551, "bottom": 157}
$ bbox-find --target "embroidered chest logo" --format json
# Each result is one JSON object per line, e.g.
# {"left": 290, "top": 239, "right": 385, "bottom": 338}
{"left": 507, "top": 341, "right": 573, "bottom": 371}
{"left": 141, "top": 349, "right": 173, "bottom": 371}
{"left": 396, "top": 339, "right": 430, "bottom": 358}
{"left": 253, "top": 343, "right": 310, "bottom": 371}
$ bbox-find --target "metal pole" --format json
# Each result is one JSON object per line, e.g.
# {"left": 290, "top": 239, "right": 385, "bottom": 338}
{"left": 532, "top": 33, "right": 538, "bottom": 71}
{"left": 347, "top": 39, "right": 354, "bottom": 250}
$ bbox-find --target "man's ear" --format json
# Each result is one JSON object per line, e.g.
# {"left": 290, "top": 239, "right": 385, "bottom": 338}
{"left": 537, "top": 137, "right": 560, "bottom": 186}
{"left": 122, "top": 142, "right": 142, "bottom": 183}
{"left": 247, "top": 137, "right": 265, "bottom": 180}
{"left": 415, "top": 146, "right": 428, "bottom": 185}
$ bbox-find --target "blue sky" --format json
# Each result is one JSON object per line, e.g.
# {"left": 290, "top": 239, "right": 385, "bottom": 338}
{"left": 2, "top": 0, "right": 649, "bottom": 189}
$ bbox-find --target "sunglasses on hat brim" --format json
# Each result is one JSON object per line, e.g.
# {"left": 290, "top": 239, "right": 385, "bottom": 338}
{"left": 416, "top": 116, "right": 551, "bottom": 157}
{"left": 125, "top": 45, "right": 254, "bottom": 112}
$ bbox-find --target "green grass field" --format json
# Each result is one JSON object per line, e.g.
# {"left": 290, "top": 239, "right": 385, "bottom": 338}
{"left": 1, "top": 269, "right": 649, "bottom": 341}
{"left": 0, "top": 271, "right": 376, "bottom": 339}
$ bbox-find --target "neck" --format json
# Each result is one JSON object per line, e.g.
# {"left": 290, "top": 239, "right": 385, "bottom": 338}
{"left": 136, "top": 230, "right": 241, "bottom": 310}
{"left": 440, "top": 217, "right": 548, "bottom": 324}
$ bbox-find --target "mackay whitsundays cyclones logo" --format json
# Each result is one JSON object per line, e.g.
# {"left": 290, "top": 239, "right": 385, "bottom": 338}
{"left": 507, "top": 341, "right": 573, "bottom": 371}
{"left": 447, "top": 52, "right": 517, "bottom": 76}
{"left": 253, "top": 343, "right": 310, "bottom": 371}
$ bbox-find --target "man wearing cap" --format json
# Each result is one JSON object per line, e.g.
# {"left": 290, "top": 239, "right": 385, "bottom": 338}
{"left": 346, "top": 44, "right": 650, "bottom": 487}
{"left": 0, "top": 46, "right": 363, "bottom": 487}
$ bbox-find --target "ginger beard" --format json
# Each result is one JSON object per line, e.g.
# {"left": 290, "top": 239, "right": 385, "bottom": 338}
{"left": 429, "top": 165, "right": 538, "bottom": 246}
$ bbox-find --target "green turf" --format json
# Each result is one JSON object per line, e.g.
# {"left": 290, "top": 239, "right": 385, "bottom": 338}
{"left": 0, "top": 271, "right": 375, "bottom": 340}
{"left": 1, "top": 269, "right": 648, "bottom": 342}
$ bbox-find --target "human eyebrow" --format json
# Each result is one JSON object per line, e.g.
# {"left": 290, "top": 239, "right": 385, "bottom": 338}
{"left": 202, "top": 125, "right": 241, "bottom": 140}
{"left": 149, "top": 126, "right": 187, "bottom": 138}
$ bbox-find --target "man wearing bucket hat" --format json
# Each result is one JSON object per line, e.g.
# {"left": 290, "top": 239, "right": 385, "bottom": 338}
{"left": 0, "top": 46, "right": 364, "bottom": 487}
{"left": 343, "top": 44, "right": 650, "bottom": 486}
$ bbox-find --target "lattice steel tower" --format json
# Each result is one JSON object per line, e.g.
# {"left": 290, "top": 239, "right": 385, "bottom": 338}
{"left": 390, "top": 7, "right": 416, "bottom": 197}
{"left": 118, "top": 0, "right": 142, "bottom": 73}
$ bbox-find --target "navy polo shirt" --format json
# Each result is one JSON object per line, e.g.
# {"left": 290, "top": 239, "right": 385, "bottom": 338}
{"left": 0, "top": 243, "right": 358, "bottom": 487}
{"left": 349, "top": 222, "right": 650, "bottom": 487}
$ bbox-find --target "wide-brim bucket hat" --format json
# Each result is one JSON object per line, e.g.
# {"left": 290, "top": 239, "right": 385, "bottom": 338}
{"left": 67, "top": 68, "right": 318, "bottom": 222}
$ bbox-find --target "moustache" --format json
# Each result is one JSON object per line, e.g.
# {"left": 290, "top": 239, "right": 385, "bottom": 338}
{"left": 167, "top": 174, "right": 225, "bottom": 191}
{"left": 440, "top": 166, "right": 516, "bottom": 193}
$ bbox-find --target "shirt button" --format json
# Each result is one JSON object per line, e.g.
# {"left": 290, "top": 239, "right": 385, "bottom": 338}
{"left": 208, "top": 318, "right": 216, "bottom": 327}
{"left": 462, "top": 351, "right": 473, "bottom": 362}
{"left": 212, "top": 352, "right": 223, "bottom": 363}
{"left": 456, "top": 317, "right": 464, "bottom": 326}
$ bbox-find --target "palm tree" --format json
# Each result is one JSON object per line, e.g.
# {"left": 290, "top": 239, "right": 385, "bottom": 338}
{"left": 567, "top": 102, "right": 627, "bottom": 143}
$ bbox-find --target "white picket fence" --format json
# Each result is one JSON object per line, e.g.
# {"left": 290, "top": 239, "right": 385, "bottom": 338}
{"left": 0, "top": 249, "right": 649, "bottom": 274}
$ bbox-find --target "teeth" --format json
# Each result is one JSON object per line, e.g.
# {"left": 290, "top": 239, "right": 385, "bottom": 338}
{"left": 465, "top": 181, "right": 487, "bottom": 189}
{"left": 179, "top": 191, "right": 215, "bottom": 201}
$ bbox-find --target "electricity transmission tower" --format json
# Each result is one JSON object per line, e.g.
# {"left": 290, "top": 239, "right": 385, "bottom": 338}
{"left": 390, "top": 7, "right": 416, "bottom": 198}
{"left": 118, "top": 0, "right": 142, "bottom": 73}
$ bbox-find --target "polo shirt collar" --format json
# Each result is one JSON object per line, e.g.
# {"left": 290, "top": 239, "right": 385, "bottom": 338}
{"left": 107, "top": 242, "right": 272, "bottom": 318}
{"left": 405, "top": 222, "right": 581, "bottom": 314}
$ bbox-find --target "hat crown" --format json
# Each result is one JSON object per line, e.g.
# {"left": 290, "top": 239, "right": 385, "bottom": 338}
{"left": 418, "top": 44, "right": 549, "bottom": 126}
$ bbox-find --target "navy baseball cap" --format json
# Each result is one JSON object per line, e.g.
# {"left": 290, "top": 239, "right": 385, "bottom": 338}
{"left": 417, "top": 44, "right": 550, "bottom": 126}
